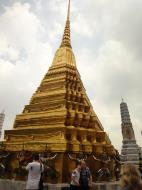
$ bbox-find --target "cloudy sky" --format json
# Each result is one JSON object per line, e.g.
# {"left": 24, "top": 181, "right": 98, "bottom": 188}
{"left": 0, "top": 0, "right": 142, "bottom": 151}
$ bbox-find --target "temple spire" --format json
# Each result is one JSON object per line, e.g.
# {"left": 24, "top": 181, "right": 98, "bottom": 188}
{"left": 67, "top": 0, "right": 70, "bottom": 20}
{"left": 120, "top": 101, "right": 131, "bottom": 124}
{"left": 60, "top": 0, "right": 72, "bottom": 48}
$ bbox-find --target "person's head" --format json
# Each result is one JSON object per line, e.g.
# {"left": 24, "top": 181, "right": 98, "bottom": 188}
{"left": 33, "top": 153, "right": 39, "bottom": 161}
{"left": 76, "top": 161, "right": 81, "bottom": 171}
{"left": 120, "top": 164, "right": 142, "bottom": 188}
{"left": 80, "top": 160, "right": 86, "bottom": 169}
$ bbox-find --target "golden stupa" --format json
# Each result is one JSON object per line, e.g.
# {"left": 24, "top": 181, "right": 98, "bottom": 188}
{"left": 1, "top": 0, "right": 116, "bottom": 183}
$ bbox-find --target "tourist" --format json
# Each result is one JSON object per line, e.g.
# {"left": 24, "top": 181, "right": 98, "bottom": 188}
{"left": 79, "top": 160, "right": 92, "bottom": 190}
{"left": 26, "top": 153, "right": 44, "bottom": 190}
{"left": 120, "top": 164, "right": 142, "bottom": 190}
{"left": 70, "top": 162, "right": 81, "bottom": 190}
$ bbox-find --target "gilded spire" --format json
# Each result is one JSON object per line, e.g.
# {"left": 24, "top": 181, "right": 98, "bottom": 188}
{"left": 67, "top": 0, "right": 70, "bottom": 20}
{"left": 60, "top": 0, "right": 72, "bottom": 48}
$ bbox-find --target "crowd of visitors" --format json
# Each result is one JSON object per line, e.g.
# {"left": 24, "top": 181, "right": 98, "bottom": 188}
{"left": 25, "top": 153, "right": 142, "bottom": 190}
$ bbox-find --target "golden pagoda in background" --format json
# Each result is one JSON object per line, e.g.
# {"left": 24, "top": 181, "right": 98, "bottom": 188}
{"left": 1, "top": 0, "right": 116, "bottom": 183}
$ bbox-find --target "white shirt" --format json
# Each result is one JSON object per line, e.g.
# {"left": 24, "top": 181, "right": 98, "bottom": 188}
{"left": 26, "top": 161, "right": 44, "bottom": 190}
{"left": 71, "top": 169, "right": 80, "bottom": 186}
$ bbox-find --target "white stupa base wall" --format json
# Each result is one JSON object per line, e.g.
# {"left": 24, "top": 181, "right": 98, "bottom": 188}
{"left": 121, "top": 140, "right": 140, "bottom": 166}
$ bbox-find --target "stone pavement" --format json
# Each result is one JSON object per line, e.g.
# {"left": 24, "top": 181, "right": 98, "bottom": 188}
{"left": 0, "top": 179, "right": 120, "bottom": 190}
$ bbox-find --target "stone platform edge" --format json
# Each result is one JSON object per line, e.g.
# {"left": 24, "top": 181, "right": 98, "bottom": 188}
{"left": 0, "top": 179, "right": 120, "bottom": 190}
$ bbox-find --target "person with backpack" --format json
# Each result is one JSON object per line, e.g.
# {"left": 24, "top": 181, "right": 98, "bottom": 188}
{"left": 70, "top": 162, "right": 81, "bottom": 190}
{"left": 79, "top": 160, "right": 92, "bottom": 190}
{"left": 26, "top": 153, "right": 44, "bottom": 190}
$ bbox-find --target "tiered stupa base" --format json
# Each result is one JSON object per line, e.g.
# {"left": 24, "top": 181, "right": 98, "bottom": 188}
{"left": 121, "top": 140, "right": 140, "bottom": 166}
{"left": 1, "top": 126, "right": 116, "bottom": 183}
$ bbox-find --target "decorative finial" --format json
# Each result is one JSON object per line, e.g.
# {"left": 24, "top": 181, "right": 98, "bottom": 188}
{"left": 67, "top": 0, "right": 70, "bottom": 20}
{"left": 122, "top": 98, "right": 124, "bottom": 102}
{"left": 60, "top": 0, "right": 72, "bottom": 48}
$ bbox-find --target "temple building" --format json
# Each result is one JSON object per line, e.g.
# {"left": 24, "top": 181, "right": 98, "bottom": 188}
{"left": 120, "top": 100, "right": 140, "bottom": 165}
{"left": 0, "top": 111, "right": 5, "bottom": 138}
{"left": 1, "top": 0, "right": 116, "bottom": 182}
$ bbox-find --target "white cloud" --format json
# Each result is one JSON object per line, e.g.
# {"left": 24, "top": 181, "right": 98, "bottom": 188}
{"left": 72, "top": 13, "right": 96, "bottom": 37}
{"left": 0, "top": 3, "right": 41, "bottom": 50}
{"left": 0, "top": 2, "right": 52, "bottom": 134}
